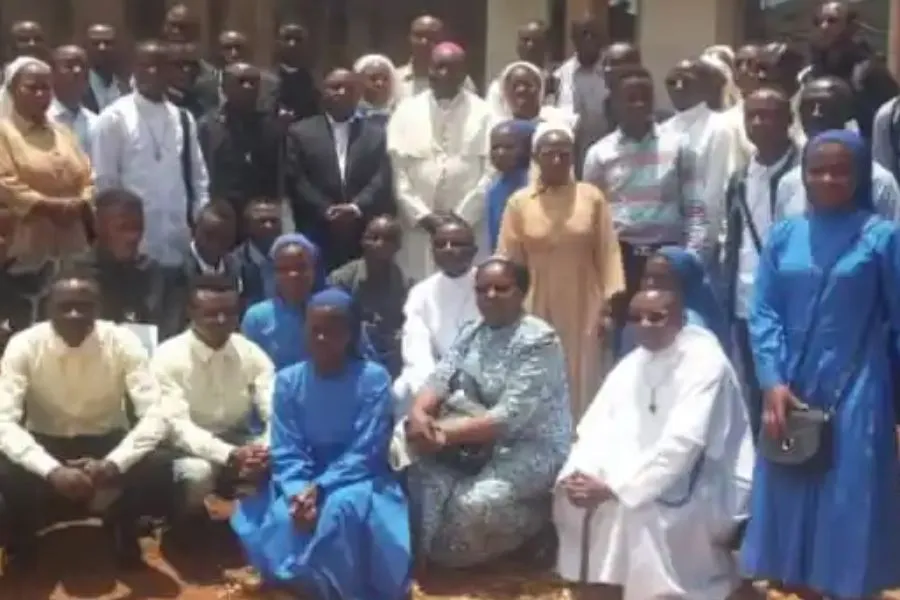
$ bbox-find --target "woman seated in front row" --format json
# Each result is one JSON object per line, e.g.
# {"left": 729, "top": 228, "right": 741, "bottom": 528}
{"left": 392, "top": 215, "right": 481, "bottom": 417}
{"left": 404, "top": 257, "right": 572, "bottom": 569}
{"left": 231, "top": 288, "right": 411, "bottom": 599}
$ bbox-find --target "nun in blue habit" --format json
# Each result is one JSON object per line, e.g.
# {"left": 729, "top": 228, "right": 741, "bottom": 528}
{"left": 740, "top": 130, "right": 900, "bottom": 598}
{"left": 231, "top": 288, "right": 412, "bottom": 599}
{"left": 486, "top": 119, "right": 536, "bottom": 252}
{"left": 241, "top": 233, "right": 373, "bottom": 370}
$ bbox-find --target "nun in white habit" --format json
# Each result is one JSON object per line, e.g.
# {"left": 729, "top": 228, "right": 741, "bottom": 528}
{"left": 487, "top": 60, "right": 577, "bottom": 129}
{"left": 553, "top": 288, "right": 754, "bottom": 600}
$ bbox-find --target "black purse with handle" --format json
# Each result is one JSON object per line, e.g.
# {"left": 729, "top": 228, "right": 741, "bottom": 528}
{"left": 433, "top": 369, "right": 495, "bottom": 476}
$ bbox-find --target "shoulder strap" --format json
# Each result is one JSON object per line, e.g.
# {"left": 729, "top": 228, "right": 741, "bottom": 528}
{"left": 768, "top": 146, "right": 799, "bottom": 218}
{"left": 179, "top": 109, "right": 196, "bottom": 229}
{"left": 789, "top": 217, "right": 880, "bottom": 392}
{"left": 735, "top": 168, "right": 764, "bottom": 254}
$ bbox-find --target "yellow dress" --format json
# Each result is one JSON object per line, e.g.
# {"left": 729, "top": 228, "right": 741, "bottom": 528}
{"left": 498, "top": 180, "right": 624, "bottom": 418}
{"left": 0, "top": 112, "right": 94, "bottom": 266}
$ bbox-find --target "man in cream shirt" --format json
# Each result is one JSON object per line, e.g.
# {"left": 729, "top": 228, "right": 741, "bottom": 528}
{"left": 0, "top": 268, "right": 172, "bottom": 570}
{"left": 151, "top": 275, "right": 272, "bottom": 519}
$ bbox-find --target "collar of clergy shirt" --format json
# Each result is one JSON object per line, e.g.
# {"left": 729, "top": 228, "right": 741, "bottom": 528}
{"left": 187, "top": 328, "right": 236, "bottom": 364}
{"left": 47, "top": 322, "right": 101, "bottom": 355}
{"left": 190, "top": 241, "right": 225, "bottom": 275}
{"left": 326, "top": 110, "right": 361, "bottom": 127}
{"left": 616, "top": 123, "right": 658, "bottom": 146}
{"left": 134, "top": 90, "right": 172, "bottom": 111}
{"left": 431, "top": 90, "right": 466, "bottom": 112}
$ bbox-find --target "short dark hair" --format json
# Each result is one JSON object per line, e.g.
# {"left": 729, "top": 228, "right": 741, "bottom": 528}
{"left": 50, "top": 264, "right": 99, "bottom": 292}
{"left": 478, "top": 257, "right": 531, "bottom": 294}
{"left": 94, "top": 188, "right": 144, "bottom": 214}
{"left": 610, "top": 65, "right": 653, "bottom": 93}
{"left": 195, "top": 201, "right": 237, "bottom": 229}
{"left": 189, "top": 273, "right": 239, "bottom": 302}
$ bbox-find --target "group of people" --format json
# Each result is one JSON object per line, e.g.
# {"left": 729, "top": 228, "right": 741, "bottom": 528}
{"left": 1, "top": 1, "right": 900, "bottom": 599}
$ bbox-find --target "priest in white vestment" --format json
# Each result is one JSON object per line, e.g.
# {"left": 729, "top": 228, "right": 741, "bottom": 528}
{"left": 553, "top": 289, "right": 754, "bottom": 600}
{"left": 391, "top": 217, "right": 480, "bottom": 417}
{"left": 387, "top": 42, "right": 492, "bottom": 282}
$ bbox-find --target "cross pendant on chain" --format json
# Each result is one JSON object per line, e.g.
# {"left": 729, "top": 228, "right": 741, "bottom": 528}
{"left": 649, "top": 388, "right": 658, "bottom": 414}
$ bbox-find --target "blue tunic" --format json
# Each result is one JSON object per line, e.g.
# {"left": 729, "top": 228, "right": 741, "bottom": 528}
{"left": 740, "top": 213, "right": 900, "bottom": 597}
{"left": 231, "top": 359, "right": 411, "bottom": 599}
{"left": 241, "top": 298, "right": 375, "bottom": 370}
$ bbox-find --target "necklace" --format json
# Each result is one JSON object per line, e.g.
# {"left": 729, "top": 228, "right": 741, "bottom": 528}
{"left": 649, "top": 387, "right": 658, "bottom": 414}
{"left": 141, "top": 115, "right": 169, "bottom": 161}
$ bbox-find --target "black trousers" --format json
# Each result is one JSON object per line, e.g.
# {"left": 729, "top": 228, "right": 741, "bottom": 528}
{"left": 0, "top": 431, "right": 174, "bottom": 545}
{"left": 735, "top": 318, "right": 763, "bottom": 441}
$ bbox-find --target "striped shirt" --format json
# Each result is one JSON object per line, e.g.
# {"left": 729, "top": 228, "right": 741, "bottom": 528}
{"left": 582, "top": 126, "right": 709, "bottom": 252}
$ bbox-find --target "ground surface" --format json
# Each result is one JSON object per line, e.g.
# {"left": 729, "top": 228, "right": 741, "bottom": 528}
{"left": 3, "top": 525, "right": 899, "bottom": 599}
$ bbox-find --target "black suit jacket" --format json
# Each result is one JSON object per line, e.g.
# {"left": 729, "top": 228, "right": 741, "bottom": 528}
{"left": 198, "top": 107, "right": 284, "bottom": 213}
{"left": 285, "top": 114, "right": 394, "bottom": 270}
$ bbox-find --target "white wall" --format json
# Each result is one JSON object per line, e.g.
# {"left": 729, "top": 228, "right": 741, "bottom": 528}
{"left": 484, "top": 0, "right": 550, "bottom": 87}
{"left": 638, "top": 0, "right": 739, "bottom": 108}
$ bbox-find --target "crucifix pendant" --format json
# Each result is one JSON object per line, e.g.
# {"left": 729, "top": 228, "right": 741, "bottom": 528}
{"left": 649, "top": 389, "right": 658, "bottom": 414}
{"left": 154, "top": 148, "right": 162, "bottom": 161}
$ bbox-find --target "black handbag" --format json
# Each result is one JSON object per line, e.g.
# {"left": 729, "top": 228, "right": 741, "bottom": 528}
{"left": 433, "top": 370, "right": 494, "bottom": 476}
{"left": 758, "top": 219, "right": 879, "bottom": 470}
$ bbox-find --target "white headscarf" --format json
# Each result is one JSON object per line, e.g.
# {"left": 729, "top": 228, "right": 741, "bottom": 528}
{"left": 0, "top": 56, "right": 50, "bottom": 120}
{"left": 489, "top": 60, "right": 545, "bottom": 119}
{"left": 699, "top": 53, "right": 741, "bottom": 110}
{"left": 490, "top": 60, "right": 578, "bottom": 130}
{"left": 532, "top": 120, "right": 575, "bottom": 151}
{"left": 353, "top": 53, "right": 400, "bottom": 111}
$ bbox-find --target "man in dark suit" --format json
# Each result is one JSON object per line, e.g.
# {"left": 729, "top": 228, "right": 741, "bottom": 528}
{"left": 164, "top": 41, "right": 218, "bottom": 119}
{"left": 162, "top": 3, "right": 220, "bottom": 117}
{"left": 198, "top": 62, "right": 283, "bottom": 221}
{"left": 82, "top": 23, "right": 129, "bottom": 113}
{"left": 268, "top": 22, "right": 320, "bottom": 124}
{"left": 285, "top": 68, "right": 393, "bottom": 272}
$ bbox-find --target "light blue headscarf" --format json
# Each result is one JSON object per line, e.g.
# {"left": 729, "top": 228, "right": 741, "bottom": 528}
{"left": 268, "top": 233, "right": 325, "bottom": 296}
{"left": 803, "top": 129, "right": 875, "bottom": 212}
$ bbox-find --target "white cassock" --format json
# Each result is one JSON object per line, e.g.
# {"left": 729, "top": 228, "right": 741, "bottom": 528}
{"left": 553, "top": 325, "right": 754, "bottom": 600}
{"left": 387, "top": 90, "right": 492, "bottom": 282}
{"left": 660, "top": 104, "right": 736, "bottom": 240}
{"left": 391, "top": 268, "right": 479, "bottom": 417}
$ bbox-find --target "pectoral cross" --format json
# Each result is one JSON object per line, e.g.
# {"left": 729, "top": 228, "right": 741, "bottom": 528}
{"left": 649, "top": 388, "right": 658, "bottom": 414}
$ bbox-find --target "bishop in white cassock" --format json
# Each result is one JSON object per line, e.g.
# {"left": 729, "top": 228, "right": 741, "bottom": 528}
{"left": 553, "top": 289, "right": 754, "bottom": 600}
{"left": 387, "top": 43, "right": 492, "bottom": 282}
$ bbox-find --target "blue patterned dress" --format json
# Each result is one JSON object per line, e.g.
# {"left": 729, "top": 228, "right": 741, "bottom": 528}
{"left": 408, "top": 315, "right": 572, "bottom": 567}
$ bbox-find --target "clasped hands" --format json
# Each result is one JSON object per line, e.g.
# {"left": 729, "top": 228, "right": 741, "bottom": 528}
{"left": 290, "top": 485, "right": 318, "bottom": 531}
{"left": 229, "top": 443, "right": 271, "bottom": 485}
{"left": 557, "top": 470, "right": 616, "bottom": 509}
{"left": 47, "top": 458, "right": 121, "bottom": 503}
{"left": 405, "top": 408, "right": 448, "bottom": 455}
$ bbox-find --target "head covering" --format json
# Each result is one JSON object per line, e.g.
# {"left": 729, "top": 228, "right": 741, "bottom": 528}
{"left": 487, "top": 119, "right": 537, "bottom": 251}
{"left": 433, "top": 41, "right": 464, "bottom": 55}
{"left": 0, "top": 56, "right": 50, "bottom": 120}
{"left": 268, "top": 233, "right": 325, "bottom": 296}
{"left": 657, "top": 246, "right": 730, "bottom": 350}
{"left": 307, "top": 287, "right": 361, "bottom": 358}
{"left": 489, "top": 61, "right": 545, "bottom": 120}
{"left": 699, "top": 53, "right": 741, "bottom": 109}
{"left": 803, "top": 129, "right": 874, "bottom": 212}
{"left": 532, "top": 120, "right": 575, "bottom": 151}
{"left": 353, "top": 53, "right": 400, "bottom": 111}
{"left": 703, "top": 45, "right": 735, "bottom": 70}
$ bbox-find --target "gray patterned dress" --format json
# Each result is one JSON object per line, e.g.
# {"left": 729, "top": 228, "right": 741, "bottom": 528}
{"left": 408, "top": 314, "right": 572, "bottom": 567}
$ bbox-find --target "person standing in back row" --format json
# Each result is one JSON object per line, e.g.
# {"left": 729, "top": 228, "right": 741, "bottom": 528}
{"left": 395, "top": 15, "right": 475, "bottom": 102}
{"left": 92, "top": 40, "right": 209, "bottom": 339}
{"left": 388, "top": 43, "right": 491, "bottom": 281}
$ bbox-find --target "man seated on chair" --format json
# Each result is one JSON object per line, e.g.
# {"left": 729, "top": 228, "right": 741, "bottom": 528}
{"left": 151, "top": 275, "right": 271, "bottom": 527}
{"left": 553, "top": 288, "right": 754, "bottom": 600}
{"left": 0, "top": 267, "right": 173, "bottom": 571}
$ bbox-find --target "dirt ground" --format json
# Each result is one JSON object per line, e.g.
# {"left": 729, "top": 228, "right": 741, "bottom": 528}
{"left": 2, "top": 525, "right": 898, "bottom": 600}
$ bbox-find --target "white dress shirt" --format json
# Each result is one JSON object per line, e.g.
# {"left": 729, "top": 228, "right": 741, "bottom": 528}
{"left": 0, "top": 321, "right": 169, "bottom": 477}
{"left": 736, "top": 151, "right": 792, "bottom": 319}
{"left": 92, "top": 92, "right": 210, "bottom": 267}
{"left": 47, "top": 99, "right": 98, "bottom": 157}
{"left": 152, "top": 330, "right": 275, "bottom": 465}
{"left": 661, "top": 103, "right": 736, "bottom": 239}
{"left": 190, "top": 241, "right": 225, "bottom": 275}
{"left": 326, "top": 113, "right": 352, "bottom": 181}
{"left": 89, "top": 70, "right": 126, "bottom": 111}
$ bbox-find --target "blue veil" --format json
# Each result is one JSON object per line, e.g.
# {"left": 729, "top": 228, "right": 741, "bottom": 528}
{"left": 487, "top": 119, "right": 537, "bottom": 251}
{"left": 658, "top": 246, "right": 731, "bottom": 350}
{"left": 802, "top": 129, "right": 874, "bottom": 212}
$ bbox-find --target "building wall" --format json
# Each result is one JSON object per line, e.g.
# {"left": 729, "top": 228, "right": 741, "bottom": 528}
{"left": 484, "top": 0, "right": 549, "bottom": 83}
{"left": 638, "top": 0, "right": 740, "bottom": 108}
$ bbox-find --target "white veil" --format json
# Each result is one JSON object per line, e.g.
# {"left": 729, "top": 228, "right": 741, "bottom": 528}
{"left": 0, "top": 56, "right": 51, "bottom": 120}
